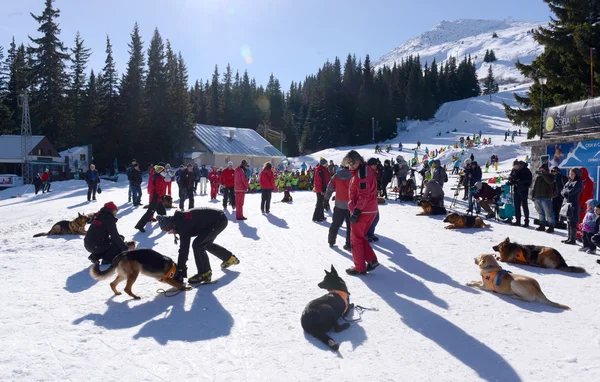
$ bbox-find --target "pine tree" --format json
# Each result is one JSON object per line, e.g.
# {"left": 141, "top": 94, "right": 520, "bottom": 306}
{"left": 119, "top": 24, "right": 145, "bottom": 161}
{"left": 484, "top": 49, "right": 490, "bottom": 63}
{"left": 221, "top": 64, "right": 233, "bottom": 126}
{"left": 489, "top": 49, "right": 497, "bottom": 62}
{"left": 28, "top": 0, "right": 70, "bottom": 148}
{"left": 67, "top": 31, "right": 91, "bottom": 145}
{"left": 80, "top": 70, "right": 101, "bottom": 144}
{"left": 0, "top": 45, "right": 12, "bottom": 134}
{"left": 145, "top": 28, "right": 168, "bottom": 160}
{"left": 2, "top": 42, "right": 29, "bottom": 134}
{"left": 207, "top": 65, "right": 221, "bottom": 125}
{"left": 482, "top": 65, "right": 499, "bottom": 96}
{"left": 504, "top": 0, "right": 600, "bottom": 138}
{"left": 96, "top": 35, "right": 120, "bottom": 165}
{"left": 239, "top": 70, "right": 256, "bottom": 128}
{"left": 165, "top": 50, "right": 193, "bottom": 160}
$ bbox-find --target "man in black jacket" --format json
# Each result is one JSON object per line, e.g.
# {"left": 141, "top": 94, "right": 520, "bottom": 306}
{"left": 128, "top": 163, "right": 143, "bottom": 206}
{"left": 126, "top": 159, "right": 137, "bottom": 202}
{"left": 178, "top": 163, "right": 195, "bottom": 210}
{"left": 157, "top": 208, "right": 240, "bottom": 284}
{"left": 84, "top": 164, "right": 101, "bottom": 202}
{"left": 85, "top": 202, "right": 133, "bottom": 263}
{"left": 466, "top": 161, "right": 482, "bottom": 213}
{"left": 509, "top": 160, "right": 533, "bottom": 227}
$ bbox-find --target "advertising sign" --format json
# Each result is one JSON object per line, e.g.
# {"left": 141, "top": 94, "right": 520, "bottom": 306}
{"left": 547, "top": 139, "right": 599, "bottom": 200}
{"left": 543, "top": 97, "right": 600, "bottom": 137}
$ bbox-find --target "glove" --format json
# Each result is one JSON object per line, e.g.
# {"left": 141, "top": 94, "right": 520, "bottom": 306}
{"left": 350, "top": 209, "right": 362, "bottom": 224}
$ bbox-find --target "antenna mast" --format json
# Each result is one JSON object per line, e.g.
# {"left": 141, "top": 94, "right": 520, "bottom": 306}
{"left": 19, "top": 91, "right": 33, "bottom": 185}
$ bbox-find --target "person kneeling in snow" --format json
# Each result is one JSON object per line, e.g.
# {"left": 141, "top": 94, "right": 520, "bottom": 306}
{"left": 157, "top": 208, "right": 240, "bottom": 284}
{"left": 85, "top": 202, "right": 135, "bottom": 264}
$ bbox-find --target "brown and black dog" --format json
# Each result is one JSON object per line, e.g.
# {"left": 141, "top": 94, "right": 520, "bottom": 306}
{"left": 467, "top": 254, "right": 570, "bottom": 310}
{"left": 33, "top": 212, "right": 94, "bottom": 237}
{"left": 493, "top": 237, "right": 586, "bottom": 273}
{"left": 89, "top": 248, "right": 187, "bottom": 299}
{"left": 416, "top": 200, "right": 447, "bottom": 216}
{"left": 143, "top": 195, "right": 174, "bottom": 209}
{"left": 443, "top": 212, "right": 489, "bottom": 229}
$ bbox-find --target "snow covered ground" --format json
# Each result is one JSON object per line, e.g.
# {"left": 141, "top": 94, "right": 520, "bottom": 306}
{"left": 1, "top": 167, "right": 600, "bottom": 381}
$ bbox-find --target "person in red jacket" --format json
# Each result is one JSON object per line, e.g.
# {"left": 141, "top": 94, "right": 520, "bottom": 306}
{"left": 260, "top": 162, "right": 276, "bottom": 214}
{"left": 312, "top": 158, "right": 330, "bottom": 222}
{"left": 344, "top": 150, "right": 379, "bottom": 275}
{"left": 221, "top": 162, "right": 236, "bottom": 209}
{"left": 208, "top": 166, "right": 220, "bottom": 200}
{"left": 147, "top": 164, "right": 155, "bottom": 203}
{"left": 41, "top": 168, "right": 51, "bottom": 193}
{"left": 577, "top": 167, "right": 594, "bottom": 239}
{"left": 135, "top": 165, "right": 167, "bottom": 232}
{"left": 325, "top": 164, "right": 352, "bottom": 250}
{"left": 234, "top": 159, "right": 250, "bottom": 220}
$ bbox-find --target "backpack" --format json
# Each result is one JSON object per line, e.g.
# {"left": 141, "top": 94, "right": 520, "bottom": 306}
{"left": 443, "top": 169, "right": 448, "bottom": 183}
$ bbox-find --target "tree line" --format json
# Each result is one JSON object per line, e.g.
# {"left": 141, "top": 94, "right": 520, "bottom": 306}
{"left": 0, "top": 0, "right": 487, "bottom": 165}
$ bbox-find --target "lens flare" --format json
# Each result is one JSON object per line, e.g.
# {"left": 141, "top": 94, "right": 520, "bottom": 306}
{"left": 241, "top": 45, "right": 252, "bottom": 64}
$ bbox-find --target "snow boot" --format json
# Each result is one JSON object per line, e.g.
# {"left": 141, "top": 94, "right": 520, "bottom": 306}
{"left": 343, "top": 243, "right": 352, "bottom": 251}
{"left": 523, "top": 219, "right": 530, "bottom": 228}
{"left": 535, "top": 225, "right": 546, "bottom": 231}
{"left": 546, "top": 226, "right": 554, "bottom": 233}
{"left": 366, "top": 260, "right": 380, "bottom": 272}
{"left": 220, "top": 255, "right": 240, "bottom": 269}
{"left": 511, "top": 220, "right": 521, "bottom": 227}
{"left": 189, "top": 270, "right": 212, "bottom": 284}
{"left": 345, "top": 267, "right": 366, "bottom": 276}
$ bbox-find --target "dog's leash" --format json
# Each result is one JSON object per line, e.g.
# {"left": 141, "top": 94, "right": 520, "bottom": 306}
{"left": 342, "top": 304, "right": 378, "bottom": 322}
{"left": 156, "top": 284, "right": 194, "bottom": 297}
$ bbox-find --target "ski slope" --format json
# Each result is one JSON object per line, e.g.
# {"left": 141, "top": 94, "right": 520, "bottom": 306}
{"left": 1, "top": 168, "right": 600, "bottom": 381}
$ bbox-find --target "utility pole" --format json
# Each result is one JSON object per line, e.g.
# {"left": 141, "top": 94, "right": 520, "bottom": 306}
{"left": 19, "top": 91, "right": 33, "bottom": 186}
{"left": 591, "top": 47, "right": 596, "bottom": 98}
{"left": 371, "top": 117, "right": 375, "bottom": 143}
{"left": 539, "top": 77, "right": 547, "bottom": 140}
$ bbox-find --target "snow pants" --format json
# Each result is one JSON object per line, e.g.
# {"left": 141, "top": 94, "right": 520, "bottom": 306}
{"left": 312, "top": 193, "right": 325, "bottom": 221}
{"left": 236, "top": 192, "right": 245, "bottom": 219}
{"left": 210, "top": 182, "right": 219, "bottom": 199}
{"left": 165, "top": 181, "right": 172, "bottom": 196}
{"left": 350, "top": 212, "right": 378, "bottom": 272}
{"left": 223, "top": 187, "right": 236, "bottom": 208}
{"left": 135, "top": 194, "right": 166, "bottom": 230}
{"left": 199, "top": 177, "right": 208, "bottom": 194}
{"left": 328, "top": 207, "right": 350, "bottom": 247}
{"left": 261, "top": 189, "right": 272, "bottom": 213}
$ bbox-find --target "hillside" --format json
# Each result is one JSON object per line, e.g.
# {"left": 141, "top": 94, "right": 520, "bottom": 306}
{"left": 374, "top": 19, "right": 545, "bottom": 84}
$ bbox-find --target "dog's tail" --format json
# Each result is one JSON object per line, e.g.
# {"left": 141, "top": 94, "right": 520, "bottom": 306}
{"left": 311, "top": 332, "right": 339, "bottom": 351}
{"left": 558, "top": 265, "right": 586, "bottom": 273}
{"left": 89, "top": 256, "right": 123, "bottom": 280}
{"left": 33, "top": 232, "right": 48, "bottom": 237}
{"left": 537, "top": 292, "right": 571, "bottom": 310}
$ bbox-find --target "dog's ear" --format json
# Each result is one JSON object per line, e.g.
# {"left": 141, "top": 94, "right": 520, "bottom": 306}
{"left": 330, "top": 265, "right": 338, "bottom": 276}
{"left": 324, "top": 269, "right": 330, "bottom": 275}
{"left": 78, "top": 212, "right": 82, "bottom": 217}
{"left": 504, "top": 237, "right": 510, "bottom": 244}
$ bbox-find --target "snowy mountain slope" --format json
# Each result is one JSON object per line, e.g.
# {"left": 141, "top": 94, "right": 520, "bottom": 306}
{"left": 1, "top": 163, "right": 600, "bottom": 381}
{"left": 374, "top": 19, "right": 545, "bottom": 83}
{"left": 293, "top": 84, "right": 531, "bottom": 171}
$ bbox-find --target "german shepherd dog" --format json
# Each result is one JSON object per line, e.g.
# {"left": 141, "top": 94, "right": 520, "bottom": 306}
{"left": 33, "top": 212, "right": 94, "bottom": 237}
{"left": 89, "top": 248, "right": 185, "bottom": 299}
{"left": 301, "top": 265, "right": 354, "bottom": 351}
{"left": 443, "top": 212, "right": 489, "bottom": 229}
{"left": 416, "top": 199, "right": 447, "bottom": 216}
{"left": 493, "top": 237, "right": 586, "bottom": 273}
{"left": 143, "top": 195, "right": 174, "bottom": 209}
{"left": 467, "top": 254, "right": 570, "bottom": 310}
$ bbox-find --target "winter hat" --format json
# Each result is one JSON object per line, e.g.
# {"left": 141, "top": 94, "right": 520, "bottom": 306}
{"left": 367, "top": 158, "right": 378, "bottom": 166}
{"left": 464, "top": 159, "right": 471, "bottom": 166}
{"left": 319, "top": 158, "right": 328, "bottom": 166}
{"left": 397, "top": 155, "right": 404, "bottom": 162}
{"left": 179, "top": 164, "right": 184, "bottom": 169}
{"left": 586, "top": 199, "right": 598, "bottom": 208}
{"left": 187, "top": 163, "right": 193, "bottom": 168}
{"left": 241, "top": 159, "right": 248, "bottom": 167}
{"left": 158, "top": 162, "right": 165, "bottom": 167}
{"left": 154, "top": 165, "right": 165, "bottom": 173}
{"left": 131, "top": 158, "right": 137, "bottom": 163}
{"left": 227, "top": 161, "right": 233, "bottom": 166}
{"left": 157, "top": 215, "right": 173, "bottom": 231}
{"left": 166, "top": 163, "right": 171, "bottom": 169}
{"left": 104, "top": 202, "right": 118, "bottom": 212}
{"left": 572, "top": 168, "right": 582, "bottom": 177}
{"left": 471, "top": 161, "right": 478, "bottom": 166}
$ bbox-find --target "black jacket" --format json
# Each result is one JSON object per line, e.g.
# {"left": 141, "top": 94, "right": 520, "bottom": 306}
{"left": 128, "top": 168, "right": 142, "bottom": 186}
{"left": 173, "top": 208, "right": 226, "bottom": 261}
{"left": 382, "top": 165, "right": 393, "bottom": 183}
{"left": 199, "top": 167, "right": 209, "bottom": 177}
{"left": 511, "top": 164, "right": 533, "bottom": 194}
{"left": 84, "top": 207, "right": 128, "bottom": 253}
{"left": 469, "top": 166, "right": 482, "bottom": 186}
{"left": 179, "top": 169, "right": 195, "bottom": 190}
{"left": 84, "top": 169, "right": 101, "bottom": 185}
{"left": 561, "top": 176, "right": 583, "bottom": 222}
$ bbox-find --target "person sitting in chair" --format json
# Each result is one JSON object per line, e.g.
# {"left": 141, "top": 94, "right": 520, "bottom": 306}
{"left": 472, "top": 181, "right": 498, "bottom": 218}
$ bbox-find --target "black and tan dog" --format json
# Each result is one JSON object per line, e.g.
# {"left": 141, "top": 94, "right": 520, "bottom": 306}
{"left": 33, "top": 212, "right": 94, "bottom": 237}
{"left": 89, "top": 248, "right": 186, "bottom": 299}
{"left": 493, "top": 237, "right": 586, "bottom": 273}
{"left": 143, "top": 195, "right": 174, "bottom": 209}
{"left": 416, "top": 199, "right": 447, "bottom": 216}
{"left": 467, "top": 254, "right": 570, "bottom": 310}
{"left": 443, "top": 212, "right": 489, "bottom": 229}
{"left": 301, "top": 265, "right": 354, "bottom": 351}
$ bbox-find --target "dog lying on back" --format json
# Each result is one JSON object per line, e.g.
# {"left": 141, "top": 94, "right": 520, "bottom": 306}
{"left": 89, "top": 248, "right": 186, "bottom": 299}
{"left": 493, "top": 237, "right": 585, "bottom": 273}
{"left": 301, "top": 265, "right": 354, "bottom": 351}
{"left": 33, "top": 212, "right": 94, "bottom": 237}
{"left": 467, "top": 254, "right": 570, "bottom": 310}
{"left": 416, "top": 199, "right": 447, "bottom": 216}
{"left": 443, "top": 212, "right": 489, "bottom": 229}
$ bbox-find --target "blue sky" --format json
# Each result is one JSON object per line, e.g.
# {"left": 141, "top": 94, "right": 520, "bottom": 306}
{"left": 1, "top": 0, "right": 552, "bottom": 90}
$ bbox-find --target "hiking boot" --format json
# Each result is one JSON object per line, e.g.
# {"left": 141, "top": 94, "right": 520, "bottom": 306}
{"left": 587, "top": 248, "right": 596, "bottom": 255}
{"left": 88, "top": 254, "right": 99, "bottom": 263}
{"left": 511, "top": 221, "right": 521, "bottom": 227}
{"left": 343, "top": 244, "right": 352, "bottom": 251}
{"left": 562, "top": 240, "right": 576, "bottom": 245}
{"left": 345, "top": 267, "right": 366, "bottom": 276}
{"left": 135, "top": 225, "right": 146, "bottom": 233}
{"left": 546, "top": 226, "right": 555, "bottom": 233}
{"left": 220, "top": 255, "right": 240, "bottom": 269}
{"left": 523, "top": 220, "right": 530, "bottom": 228}
{"left": 329, "top": 243, "right": 336, "bottom": 248}
{"left": 535, "top": 225, "right": 546, "bottom": 231}
{"left": 366, "top": 260, "right": 380, "bottom": 272}
{"left": 578, "top": 247, "right": 589, "bottom": 252}
{"left": 189, "top": 270, "right": 212, "bottom": 284}
{"left": 369, "top": 235, "right": 379, "bottom": 242}
{"left": 236, "top": 217, "right": 247, "bottom": 221}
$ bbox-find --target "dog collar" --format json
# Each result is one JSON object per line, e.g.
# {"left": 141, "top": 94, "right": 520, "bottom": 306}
{"left": 161, "top": 264, "right": 177, "bottom": 282}
{"left": 329, "top": 290, "right": 350, "bottom": 314}
{"left": 481, "top": 269, "right": 511, "bottom": 292}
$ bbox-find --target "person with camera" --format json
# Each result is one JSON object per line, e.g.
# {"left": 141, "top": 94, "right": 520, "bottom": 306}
{"left": 461, "top": 159, "right": 472, "bottom": 200}
{"left": 472, "top": 181, "right": 497, "bottom": 218}
{"left": 532, "top": 164, "right": 555, "bottom": 233}
{"left": 508, "top": 160, "right": 533, "bottom": 227}
{"left": 466, "top": 161, "right": 482, "bottom": 213}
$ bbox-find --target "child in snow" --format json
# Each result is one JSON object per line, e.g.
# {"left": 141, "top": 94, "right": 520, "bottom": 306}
{"left": 484, "top": 161, "right": 490, "bottom": 173}
{"left": 580, "top": 200, "right": 600, "bottom": 254}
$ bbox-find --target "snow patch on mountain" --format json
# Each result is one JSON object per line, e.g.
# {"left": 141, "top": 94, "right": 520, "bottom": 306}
{"left": 374, "top": 19, "right": 546, "bottom": 83}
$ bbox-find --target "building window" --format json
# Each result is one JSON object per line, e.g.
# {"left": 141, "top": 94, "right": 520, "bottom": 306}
{"left": 38, "top": 149, "right": 42, "bottom": 155}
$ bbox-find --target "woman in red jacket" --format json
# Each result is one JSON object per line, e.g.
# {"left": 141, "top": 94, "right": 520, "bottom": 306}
{"left": 260, "top": 162, "right": 276, "bottom": 214}
{"left": 234, "top": 160, "right": 249, "bottom": 220}
{"left": 208, "top": 166, "right": 220, "bottom": 200}
{"left": 312, "top": 158, "right": 330, "bottom": 222}
{"left": 221, "top": 162, "right": 236, "bottom": 209}
{"left": 577, "top": 168, "right": 595, "bottom": 239}
{"left": 343, "top": 150, "right": 379, "bottom": 275}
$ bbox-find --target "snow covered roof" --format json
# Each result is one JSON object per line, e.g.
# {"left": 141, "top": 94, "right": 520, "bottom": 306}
{"left": 194, "top": 124, "right": 285, "bottom": 158}
{"left": 0, "top": 135, "right": 45, "bottom": 160}
{"left": 59, "top": 146, "right": 88, "bottom": 159}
